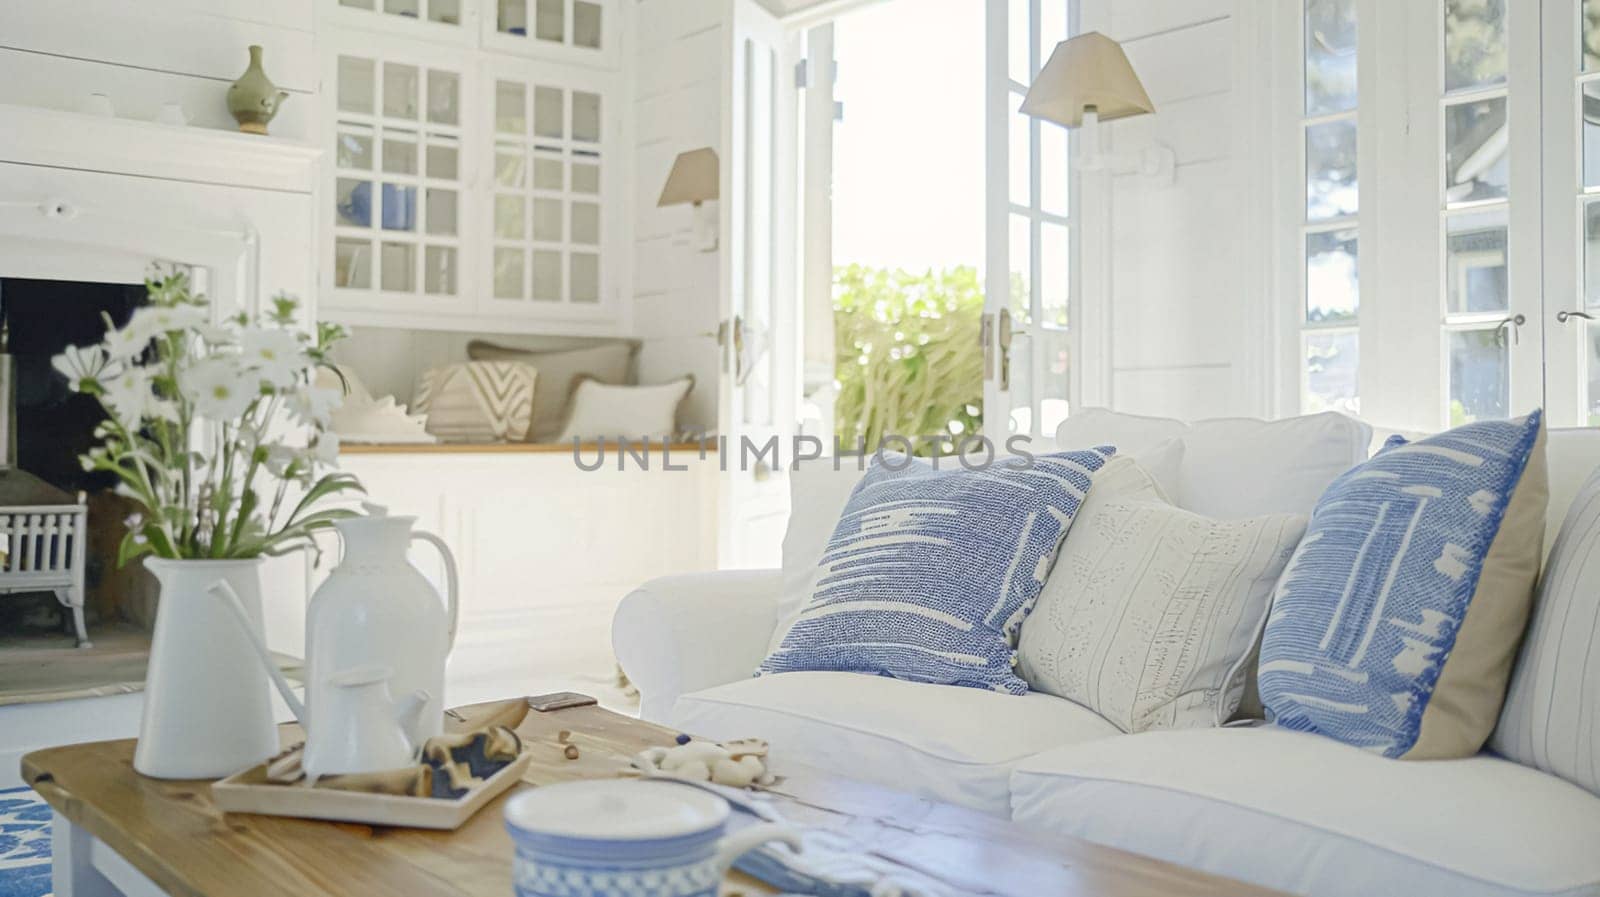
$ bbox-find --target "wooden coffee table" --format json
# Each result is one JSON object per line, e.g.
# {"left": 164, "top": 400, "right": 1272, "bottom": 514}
{"left": 22, "top": 699, "right": 1282, "bottom": 897}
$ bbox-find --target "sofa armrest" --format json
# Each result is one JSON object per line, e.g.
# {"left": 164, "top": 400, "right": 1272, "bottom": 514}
{"left": 612, "top": 569, "right": 783, "bottom": 722}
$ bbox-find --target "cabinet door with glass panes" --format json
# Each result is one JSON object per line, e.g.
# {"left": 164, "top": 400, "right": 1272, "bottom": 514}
{"left": 326, "top": 0, "right": 476, "bottom": 44}
{"left": 324, "top": 35, "right": 473, "bottom": 317}
{"left": 483, "top": 0, "right": 619, "bottom": 69}
{"left": 484, "top": 59, "right": 618, "bottom": 320}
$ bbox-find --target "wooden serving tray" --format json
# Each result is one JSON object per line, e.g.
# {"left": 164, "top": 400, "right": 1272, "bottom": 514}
{"left": 212, "top": 751, "right": 532, "bottom": 830}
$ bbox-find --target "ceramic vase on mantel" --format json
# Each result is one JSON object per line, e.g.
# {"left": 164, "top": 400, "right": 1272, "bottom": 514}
{"left": 133, "top": 558, "right": 279, "bottom": 779}
{"left": 227, "top": 45, "right": 289, "bottom": 136}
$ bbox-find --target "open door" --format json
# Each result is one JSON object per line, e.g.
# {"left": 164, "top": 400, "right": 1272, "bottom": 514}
{"left": 984, "top": 0, "right": 1075, "bottom": 449}
{"left": 719, "top": 0, "right": 800, "bottom": 568}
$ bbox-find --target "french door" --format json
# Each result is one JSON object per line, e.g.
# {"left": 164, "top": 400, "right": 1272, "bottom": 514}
{"left": 719, "top": 0, "right": 799, "bottom": 567}
{"left": 983, "top": 0, "right": 1077, "bottom": 448}
{"left": 1541, "top": 0, "right": 1600, "bottom": 428}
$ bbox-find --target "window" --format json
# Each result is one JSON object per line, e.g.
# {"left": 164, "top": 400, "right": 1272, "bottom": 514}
{"left": 1576, "top": 1, "right": 1600, "bottom": 425}
{"left": 1300, "top": 0, "right": 1359, "bottom": 416}
{"left": 1281, "top": 0, "right": 1548, "bottom": 432}
{"left": 1440, "top": 0, "right": 1513, "bottom": 426}
{"left": 992, "top": 0, "right": 1074, "bottom": 440}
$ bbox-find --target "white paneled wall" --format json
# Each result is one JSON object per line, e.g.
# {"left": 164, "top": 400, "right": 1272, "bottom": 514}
{"left": 630, "top": 0, "right": 728, "bottom": 432}
{"left": 0, "top": 0, "right": 318, "bottom": 140}
{"left": 1080, "top": 0, "right": 1272, "bottom": 420}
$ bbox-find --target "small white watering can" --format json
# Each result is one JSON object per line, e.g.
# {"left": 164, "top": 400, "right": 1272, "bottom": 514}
{"left": 212, "top": 581, "right": 432, "bottom": 780}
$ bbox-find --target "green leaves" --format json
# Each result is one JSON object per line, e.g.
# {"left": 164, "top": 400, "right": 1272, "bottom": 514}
{"left": 833, "top": 264, "right": 985, "bottom": 455}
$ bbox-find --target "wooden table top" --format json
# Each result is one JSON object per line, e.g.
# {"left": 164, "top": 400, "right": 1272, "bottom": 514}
{"left": 22, "top": 700, "right": 1282, "bottom": 897}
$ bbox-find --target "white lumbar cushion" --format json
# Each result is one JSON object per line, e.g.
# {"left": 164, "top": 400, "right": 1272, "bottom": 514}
{"left": 670, "top": 671, "right": 1121, "bottom": 816}
{"left": 1056, "top": 408, "right": 1372, "bottom": 519}
{"left": 1493, "top": 464, "right": 1600, "bottom": 795}
{"left": 1018, "top": 457, "right": 1307, "bottom": 731}
{"left": 1009, "top": 725, "right": 1600, "bottom": 897}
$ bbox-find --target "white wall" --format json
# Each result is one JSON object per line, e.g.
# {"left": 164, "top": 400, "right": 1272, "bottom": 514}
{"left": 1079, "top": 0, "right": 1273, "bottom": 421}
{"left": 0, "top": 0, "right": 318, "bottom": 141}
{"left": 630, "top": 0, "right": 727, "bottom": 432}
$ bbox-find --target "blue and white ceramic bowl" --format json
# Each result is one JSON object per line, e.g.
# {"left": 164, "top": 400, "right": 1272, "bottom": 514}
{"left": 505, "top": 780, "right": 800, "bottom": 897}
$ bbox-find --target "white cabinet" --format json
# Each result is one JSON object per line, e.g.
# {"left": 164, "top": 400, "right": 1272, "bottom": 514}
{"left": 317, "top": 0, "right": 627, "bottom": 337}
{"left": 331, "top": 446, "right": 719, "bottom": 704}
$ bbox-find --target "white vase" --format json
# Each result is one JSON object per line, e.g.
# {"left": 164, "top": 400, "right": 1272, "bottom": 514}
{"left": 133, "top": 558, "right": 280, "bottom": 779}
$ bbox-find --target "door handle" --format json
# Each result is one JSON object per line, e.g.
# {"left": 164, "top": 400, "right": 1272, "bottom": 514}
{"left": 998, "top": 308, "right": 1014, "bottom": 391}
{"left": 1556, "top": 309, "right": 1596, "bottom": 324}
{"left": 1495, "top": 313, "right": 1526, "bottom": 346}
{"left": 717, "top": 315, "right": 746, "bottom": 380}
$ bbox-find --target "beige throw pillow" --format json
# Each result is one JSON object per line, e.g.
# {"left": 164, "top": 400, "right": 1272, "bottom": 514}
{"left": 412, "top": 361, "right": 536, "bottom": 442}
{"left": 1019, "top": 457, "right": 1308, "bottom": 733}
{"left": 467, "top": 340, "right": 635, "bottom": 442}
{"left": 556, "top": 376, "right": 694, "bottom": 442}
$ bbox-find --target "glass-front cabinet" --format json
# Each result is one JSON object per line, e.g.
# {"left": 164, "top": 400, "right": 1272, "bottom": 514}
{"left": 319, "top": 0, "right": 621, "bottom": 332}
{"left": 485, "top": 60, "right": 612, "bottom": 317}
{"left": 329, "top": 43, "right": 469, "bottom": 312}
{"left": 486, "top": 0, "right": 617, "bottom": 68}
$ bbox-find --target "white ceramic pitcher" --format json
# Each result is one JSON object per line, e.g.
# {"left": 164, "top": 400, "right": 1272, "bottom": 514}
{"left": 305, "top": 503, "right": 458, "bottom": 744}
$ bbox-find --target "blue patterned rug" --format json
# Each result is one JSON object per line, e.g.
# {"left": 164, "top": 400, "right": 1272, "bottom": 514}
{"left": 0, "top": 787, "right": 50, "bottom": 897}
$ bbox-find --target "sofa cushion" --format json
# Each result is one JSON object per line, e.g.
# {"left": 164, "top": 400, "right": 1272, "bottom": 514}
{"left": 1180, "top": 413, "right": 1371, "bottom": 519}
{"left": 670, "top": 671, "right": 1121, "bottom": 816}
{"left": 1544, "top": 427, "right": 1600, "bottom": 556}
{"left": 1494, "top": 465, "right": 1600, "bottom": 795}
{"left": 1009, "top": 726, "right": 1600, "bottom": 897}
{"left": 759, "top": 449, "right": 1113, "bottom": 694}
{"left": 1056, "top": 408, "right": 1371, "bottom": 519}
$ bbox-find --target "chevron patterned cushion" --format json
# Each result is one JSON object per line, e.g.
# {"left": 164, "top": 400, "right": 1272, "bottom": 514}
{"left": 759, "top": 448, "right": 1114, "bottom": 694}
{"left": 1259, "top": 410, "right": 1547, "bottom": 759}
{"left": 413, "top": 361, "right": 536, "bottom": 442}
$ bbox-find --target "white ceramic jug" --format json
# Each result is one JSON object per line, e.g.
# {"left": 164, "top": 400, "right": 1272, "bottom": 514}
{"left": 306, "top": 504, "right": 458, "bottom": 744}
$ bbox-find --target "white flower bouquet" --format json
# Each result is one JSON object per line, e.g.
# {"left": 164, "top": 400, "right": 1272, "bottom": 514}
{"left": 51, "top": 268, "right": 363, "bottom": 562}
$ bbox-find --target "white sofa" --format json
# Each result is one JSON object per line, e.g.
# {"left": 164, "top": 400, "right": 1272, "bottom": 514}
{"left": 613, "top": 413, "right": 1600, "bottom": 897}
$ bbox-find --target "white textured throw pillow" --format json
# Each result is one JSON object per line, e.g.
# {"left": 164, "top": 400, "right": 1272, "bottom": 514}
{"left": 1018, "top": 460, "right": 1308, "bottom": 732}
{"left": 1493, "top": 466, "right": 1600, "bottom": 794}
{"left": 556, "top": 376, "right": 692, "bottom": 442}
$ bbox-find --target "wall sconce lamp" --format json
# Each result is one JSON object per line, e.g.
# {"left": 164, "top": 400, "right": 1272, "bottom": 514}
{"left": 657, "top": 147, "right": 720, "bottom": 252}
{"left": 1019, "top": 32, "right": 1175, "bottom": 184}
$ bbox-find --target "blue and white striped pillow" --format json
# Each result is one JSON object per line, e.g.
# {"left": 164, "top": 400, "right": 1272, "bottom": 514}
{"left": 759, "top": 448, "right": 1114, "bottom": 694}
{"left": 1259, "top": 411, "right": 1547, "bottom": 759}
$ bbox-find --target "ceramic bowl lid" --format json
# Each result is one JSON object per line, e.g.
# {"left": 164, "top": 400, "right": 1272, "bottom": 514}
{"left": 504, "top": 781, "right": 729, "bottom": 841}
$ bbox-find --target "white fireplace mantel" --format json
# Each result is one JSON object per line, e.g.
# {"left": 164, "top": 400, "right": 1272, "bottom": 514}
{"left": 0, "top": 103, "right": 322, "bottom": 196}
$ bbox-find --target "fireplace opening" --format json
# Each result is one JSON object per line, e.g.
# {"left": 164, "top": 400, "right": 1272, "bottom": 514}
{"left": 0, "top": 277, "right": 151, "bottom": 646}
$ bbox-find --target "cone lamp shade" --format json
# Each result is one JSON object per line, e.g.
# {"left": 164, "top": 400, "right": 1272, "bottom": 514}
{"left": 1018, "top": 32, "right": 1155, "bottom": 128}
{"left": 657, "top": 148, "right": 720, "bottom": 207}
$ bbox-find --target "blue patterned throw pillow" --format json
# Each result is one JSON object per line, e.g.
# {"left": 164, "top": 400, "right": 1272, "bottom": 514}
{"left": 759, "top": 448, "right": 1114, "bottom": 694}
{"left": 1259, "top": 411, "right": 1548, "bottom": 759}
